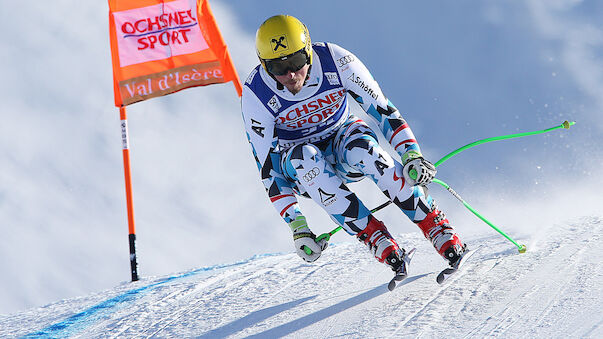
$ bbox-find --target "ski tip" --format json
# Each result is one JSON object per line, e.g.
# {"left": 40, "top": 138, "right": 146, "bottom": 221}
{"left": 436, "top": 275, "right": 445, "bottom": 285}
{"left": 387, "top": 273, "right": 407, "bottom": 291}
{"left": 518, "top": 244, "right": 527, "bottom": 253}
{"left": 436, "top": 268, "right": 455, "bottom": 285}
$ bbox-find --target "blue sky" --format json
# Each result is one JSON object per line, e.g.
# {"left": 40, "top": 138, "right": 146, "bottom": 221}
{"left": 228, "top": 1, "right": 602, "bottom": 189}
{"left": 0, "top": 0, "right": 601, "bottom": 314}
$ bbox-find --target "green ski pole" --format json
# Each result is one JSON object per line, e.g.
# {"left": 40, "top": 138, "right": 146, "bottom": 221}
{"left": 306, "top": 120, "right": 574, "bottom": 255}
{"left": 406, "top": 120, "right": 574, "bottom": 253}
{"left": 434, "top": 120, "right": 575, "bottom": 168}
{"left": 432, "top": 178, "right": 527, "bottom": 253}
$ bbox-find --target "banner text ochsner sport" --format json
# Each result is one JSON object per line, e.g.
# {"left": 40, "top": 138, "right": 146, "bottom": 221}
{"left": 121, "top": 9, "right": 197, "bottom": 50}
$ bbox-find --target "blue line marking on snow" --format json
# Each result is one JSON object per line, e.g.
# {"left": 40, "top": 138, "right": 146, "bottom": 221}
{"left": 23, "top": 253, "right": 283, "bottom": 339}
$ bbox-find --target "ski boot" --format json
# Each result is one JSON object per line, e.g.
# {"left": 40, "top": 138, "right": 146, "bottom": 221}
{"left": 357, "top": 216, "right": 414, "bottom": 290}
{"left": 357, "top": 216, "right": 403, "bottom": 270}
{"left": 416, "top": 202, "right": 463, "bottom": 259}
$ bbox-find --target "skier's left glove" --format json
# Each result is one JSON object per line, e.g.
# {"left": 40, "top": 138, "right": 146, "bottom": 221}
{"left": 289, "top": 216, "right": 328, "bottom": 263}
{"left": 402, "top": 150, "right": 437, "bottom": 186}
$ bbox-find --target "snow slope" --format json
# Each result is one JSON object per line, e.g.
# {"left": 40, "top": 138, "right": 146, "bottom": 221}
{"left": 3, "top": 216, "right": 601, "bottom": 338}
{"left": 2, "top": 0, "right": 603, "bottom": 316}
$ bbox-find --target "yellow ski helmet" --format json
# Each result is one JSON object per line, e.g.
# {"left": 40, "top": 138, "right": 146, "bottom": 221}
{"left": 255, "top": 15, "right": 312, "bottom": 75}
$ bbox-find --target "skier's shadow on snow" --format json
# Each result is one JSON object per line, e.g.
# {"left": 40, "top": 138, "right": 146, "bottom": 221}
{"left": 197, "top": 295, "right": 317, "bottom": 339}
{"left": 236, "top": 273, "right": 429, "bottom": 339}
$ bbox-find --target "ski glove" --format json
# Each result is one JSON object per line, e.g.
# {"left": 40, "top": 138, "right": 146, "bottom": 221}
{"left": 402, "top": 150, "right": 437, "bottom": 186}
{"left": 289, "top": 216, "right": 328, "bottom": 263}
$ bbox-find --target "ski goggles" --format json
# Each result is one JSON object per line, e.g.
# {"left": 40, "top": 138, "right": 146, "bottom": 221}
{"left": 264, "top": 49, "right": 309, "bottom": 76}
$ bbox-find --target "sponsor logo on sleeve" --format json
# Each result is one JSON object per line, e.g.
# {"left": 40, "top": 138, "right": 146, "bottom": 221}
{"left": 324, "top": 72, "right": 340, "bottom": 85}
{"left": 347, "top": 73, "right": 379, "bottom": 100}
{"left": 337, "top": 54, "right": 355, "bottom": 68}
{"left": 245, "top": 68, "right": 258, "bottom": 85}
{"left": 268, "top": 95, "right": 282, "bottom": 113}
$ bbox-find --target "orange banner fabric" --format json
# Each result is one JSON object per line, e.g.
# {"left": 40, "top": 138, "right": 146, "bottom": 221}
{"left": 108, "top": 0, "right": 242, "bottom": 107}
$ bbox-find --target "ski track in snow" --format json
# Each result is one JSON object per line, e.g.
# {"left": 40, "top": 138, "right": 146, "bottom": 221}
{"left": 1, "top": 217, "right": 602, "bottom": 338}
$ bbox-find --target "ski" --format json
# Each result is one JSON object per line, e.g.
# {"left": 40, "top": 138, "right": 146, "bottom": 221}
{"left": 387, "top": 247, "right": 416, "bottom": 291}
{"left": 436, "top": 246, "right": 481, "bottom": 284}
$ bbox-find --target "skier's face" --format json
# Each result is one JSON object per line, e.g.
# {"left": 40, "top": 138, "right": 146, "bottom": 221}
{"left": 273, "top": 64, "right": 310, "bottom": 95}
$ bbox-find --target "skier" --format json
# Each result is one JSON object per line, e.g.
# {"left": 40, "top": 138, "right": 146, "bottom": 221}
{"left": 241, "top": 15, "right": 466, "bottom": 279}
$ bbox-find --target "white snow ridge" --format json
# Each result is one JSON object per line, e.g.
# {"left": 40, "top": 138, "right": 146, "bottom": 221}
{"left": 1, "top": 216, "right": 602, "bottom": 338}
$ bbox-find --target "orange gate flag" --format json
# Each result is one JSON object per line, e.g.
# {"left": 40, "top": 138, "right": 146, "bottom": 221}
{"left": 108, "top": 0, "right": 242, "bottom": 107}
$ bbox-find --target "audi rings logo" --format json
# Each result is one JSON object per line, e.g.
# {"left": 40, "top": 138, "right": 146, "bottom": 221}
{"left": 337, "top": 54, "right": 355, "bottom": 68}
{"left": 303, "top": 167, "right": 320, "bottom": 182}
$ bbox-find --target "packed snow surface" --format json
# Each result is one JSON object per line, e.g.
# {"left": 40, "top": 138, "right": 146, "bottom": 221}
{"left": 2, "top": 216, "right": 601, "bottom": 338}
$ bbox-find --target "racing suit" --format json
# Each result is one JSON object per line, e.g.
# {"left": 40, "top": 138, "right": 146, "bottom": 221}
{"left": 241, "top": 42, "right": 462, "bottom": 257}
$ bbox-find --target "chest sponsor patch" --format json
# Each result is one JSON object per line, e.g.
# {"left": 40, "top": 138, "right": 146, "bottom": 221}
{"left": 276, "top": 88, "right": 346, "bottom": 135}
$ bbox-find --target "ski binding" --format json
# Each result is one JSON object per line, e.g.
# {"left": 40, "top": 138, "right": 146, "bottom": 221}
{"left": 387, "top": 247, "right": 416, "bottom": 291}
{"left": 436, "top": 246, "right": 481, "bottom": 284}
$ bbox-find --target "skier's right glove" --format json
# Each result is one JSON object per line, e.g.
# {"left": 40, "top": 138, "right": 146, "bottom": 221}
{"left": 289, "top": 216, "right": 328, "bottom": 263}
{"left": 402, "top": 150, "right": 437, "bottom": 186}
